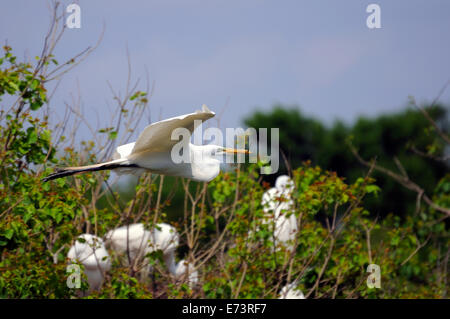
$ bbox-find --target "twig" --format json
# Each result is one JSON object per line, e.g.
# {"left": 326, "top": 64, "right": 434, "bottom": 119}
{"left": 348, "top": 142, "right": 450, "bottom": 217}
{"left": 410, "top": 80, "right": 450, "bottom": 145}
{"left": 400, "top": 234, "right": 431, "bottom": 266}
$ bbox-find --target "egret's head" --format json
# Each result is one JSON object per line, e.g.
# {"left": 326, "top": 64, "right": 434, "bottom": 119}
{"left": 190, "top": 145, "right": 249, "bottom": 182}
{"left": 275, "top": 175, "right": 294, "bottom": 192}
{"left": 76, "top": 234, "right": 104, "bottom": 250}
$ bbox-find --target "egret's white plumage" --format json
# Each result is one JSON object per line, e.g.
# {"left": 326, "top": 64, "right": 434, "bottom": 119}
{"left": 151, "top": 223, "right": 198, "bottom": 287}
{"left": 105, "top": 222, "right": 180, "bottom": 257}
{"left": 112, "top": 142, "right": 146, "bottom": 176}
{"left": 275, "top": 175, "right": 295, "bottom": 192}
{"left": 113, "top": 142, "right": 135, "bottom": 160}
{"left": 278, "top": 282, "right": 305, "bottom": 299}
{"left": 104, "top": 223, "right": 152, "bottom": 262}
{"left": 43, "top": 105, "right": 248, "bottom": 182}
{"left": 67, "top": 234, "right": 111, "bottom": 293}
{"left": 261, "top": 187, "right": 281, "bottom": 213}
{"left": 151, "top": 222, "right": 180, "bottom": 252}
{"left": 261, "top": 175, "right": 295, "bottom": 213}
{"left": 174, "top": 259, "right": 199, "bottom": 286}
{"left": 272, "top": 205, "right": 298, "bottom": 246}
{"left": 163, "top": 247, "right": 199, "bottom": 288}
{"left": 105, "top": 222, "right": 197, "bottom": 287}
{"left": 260, "top": 175, "right": 298, "bottom": 250}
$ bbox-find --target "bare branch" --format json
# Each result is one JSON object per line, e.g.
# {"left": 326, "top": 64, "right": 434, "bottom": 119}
{"left": 348, "top": 142, "right": 450, "bottom": 217}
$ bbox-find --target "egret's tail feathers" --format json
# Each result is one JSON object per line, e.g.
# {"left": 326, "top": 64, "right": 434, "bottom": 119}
{"left": 42, "top": 159, "right": 138, "bottom": 182}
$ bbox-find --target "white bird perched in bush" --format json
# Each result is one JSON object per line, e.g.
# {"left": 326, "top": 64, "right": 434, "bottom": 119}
{"left": 261, "top": 175, "right": 295, "bottom": 213}
{"left": 67, "top": 234, "right": 111, "bottom": 293}
{"left": 152, "top": 223, "right": 198, "bottom": 288}
{"left": 260, "top": 175, "right": 298, "bottom": 250}
{"left": 162, "top": 245, "right": 199, "bottom": 288}
{"left": 278, "top": 282, "right": 305, "bottom": 299}
{"left": 105, "top": 222, "right": 198, "bottom": 287}
{"left": 151, "top": 222, "right": 180, "bottom": 252}
{"left": 104, "top": 223, "right": 153, "bottom": 263}
{"left": 105, "top": 223, "right": 179, "bottom": 261}
{"left": 42, "top": 105, "right": 248, "bottom": 183}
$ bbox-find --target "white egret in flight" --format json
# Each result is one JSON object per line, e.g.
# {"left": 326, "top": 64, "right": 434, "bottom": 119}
{"left": 67, "top": 234, "right": 111, "bottom": 294}
{"left": 42, "top": 105, "right": 248, "bottom": 182}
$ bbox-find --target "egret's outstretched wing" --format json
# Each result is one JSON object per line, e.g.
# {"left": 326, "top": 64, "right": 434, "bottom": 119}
{"left": 131, "top": 104, "right": 215, "bottom": 154}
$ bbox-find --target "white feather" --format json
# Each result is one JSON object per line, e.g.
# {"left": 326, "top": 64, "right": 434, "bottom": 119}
{"left": 67, "top": 234, "right": 111, "bottom": 293}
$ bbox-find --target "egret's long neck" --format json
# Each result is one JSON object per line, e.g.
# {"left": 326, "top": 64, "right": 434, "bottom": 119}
{"left": 163, "top": 249, "right": 177, "bottom": 275}
{"left": 189, "top": 144, "right": 221, "bottom": 182}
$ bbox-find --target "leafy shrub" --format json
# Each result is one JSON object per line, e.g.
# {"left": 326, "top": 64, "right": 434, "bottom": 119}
{"left": 0, "top": 41, "right": 448, "bottom": 299}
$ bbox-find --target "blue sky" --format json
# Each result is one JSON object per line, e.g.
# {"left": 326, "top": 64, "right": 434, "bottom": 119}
{"left": 1, "top": 0, "right": 449, "bottom": 133}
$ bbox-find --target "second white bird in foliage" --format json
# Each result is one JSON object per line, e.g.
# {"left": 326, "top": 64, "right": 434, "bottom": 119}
{"left": 278, "top": 282, "right": 305, "bottom": 299}
{"left": 105, "top": 222, "right": 198, "bottom": 287}
{"left": 260, "top": 175, "right": 298, "bottom": 250}
{"left": 67, "top": 234, "right": 111, "bottom": 293}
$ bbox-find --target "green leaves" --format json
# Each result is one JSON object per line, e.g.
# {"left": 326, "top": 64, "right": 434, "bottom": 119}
{"left": 0, "top": 44, "right": 446, "bottom": 300}
{"left": 129, "top": 90, "right": 147, "bottom": 101}
{"left": 365, "top": 184, "right": 381, "bottom": 196}
{"left": 26, "top": 127, "right": 38, "bottom": 144}
{"left": 109, "top": 131, "right": 118, "bottom": 140}
{"left": 0, "top": 47, "right": 47, "bottom": 111}
{"left": 98, "top": 127, "right": 118, "bottom": 140}
{"left": 2, "top": 228, "right": 14, "bottom": 240}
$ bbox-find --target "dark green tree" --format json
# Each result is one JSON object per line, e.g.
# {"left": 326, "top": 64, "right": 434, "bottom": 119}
{"left": 244, "top": 104, "right": 449, "bottom": 218}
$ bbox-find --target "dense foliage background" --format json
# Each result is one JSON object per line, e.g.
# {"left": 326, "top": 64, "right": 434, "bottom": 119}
{"left": 0, "top": 7, "right": 448, "bottom": 298}
{"left": 244, "top": 105, "right": 449, "bottom": 219}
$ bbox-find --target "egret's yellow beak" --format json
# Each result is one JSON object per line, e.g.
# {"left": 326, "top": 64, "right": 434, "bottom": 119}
{"left": 223, "top": 148, "right": 250, "bottom": 154}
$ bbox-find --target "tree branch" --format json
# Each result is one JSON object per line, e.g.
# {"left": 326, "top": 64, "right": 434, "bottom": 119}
{"left": 348, "top": 142, "right": 450, "bottom": 217}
